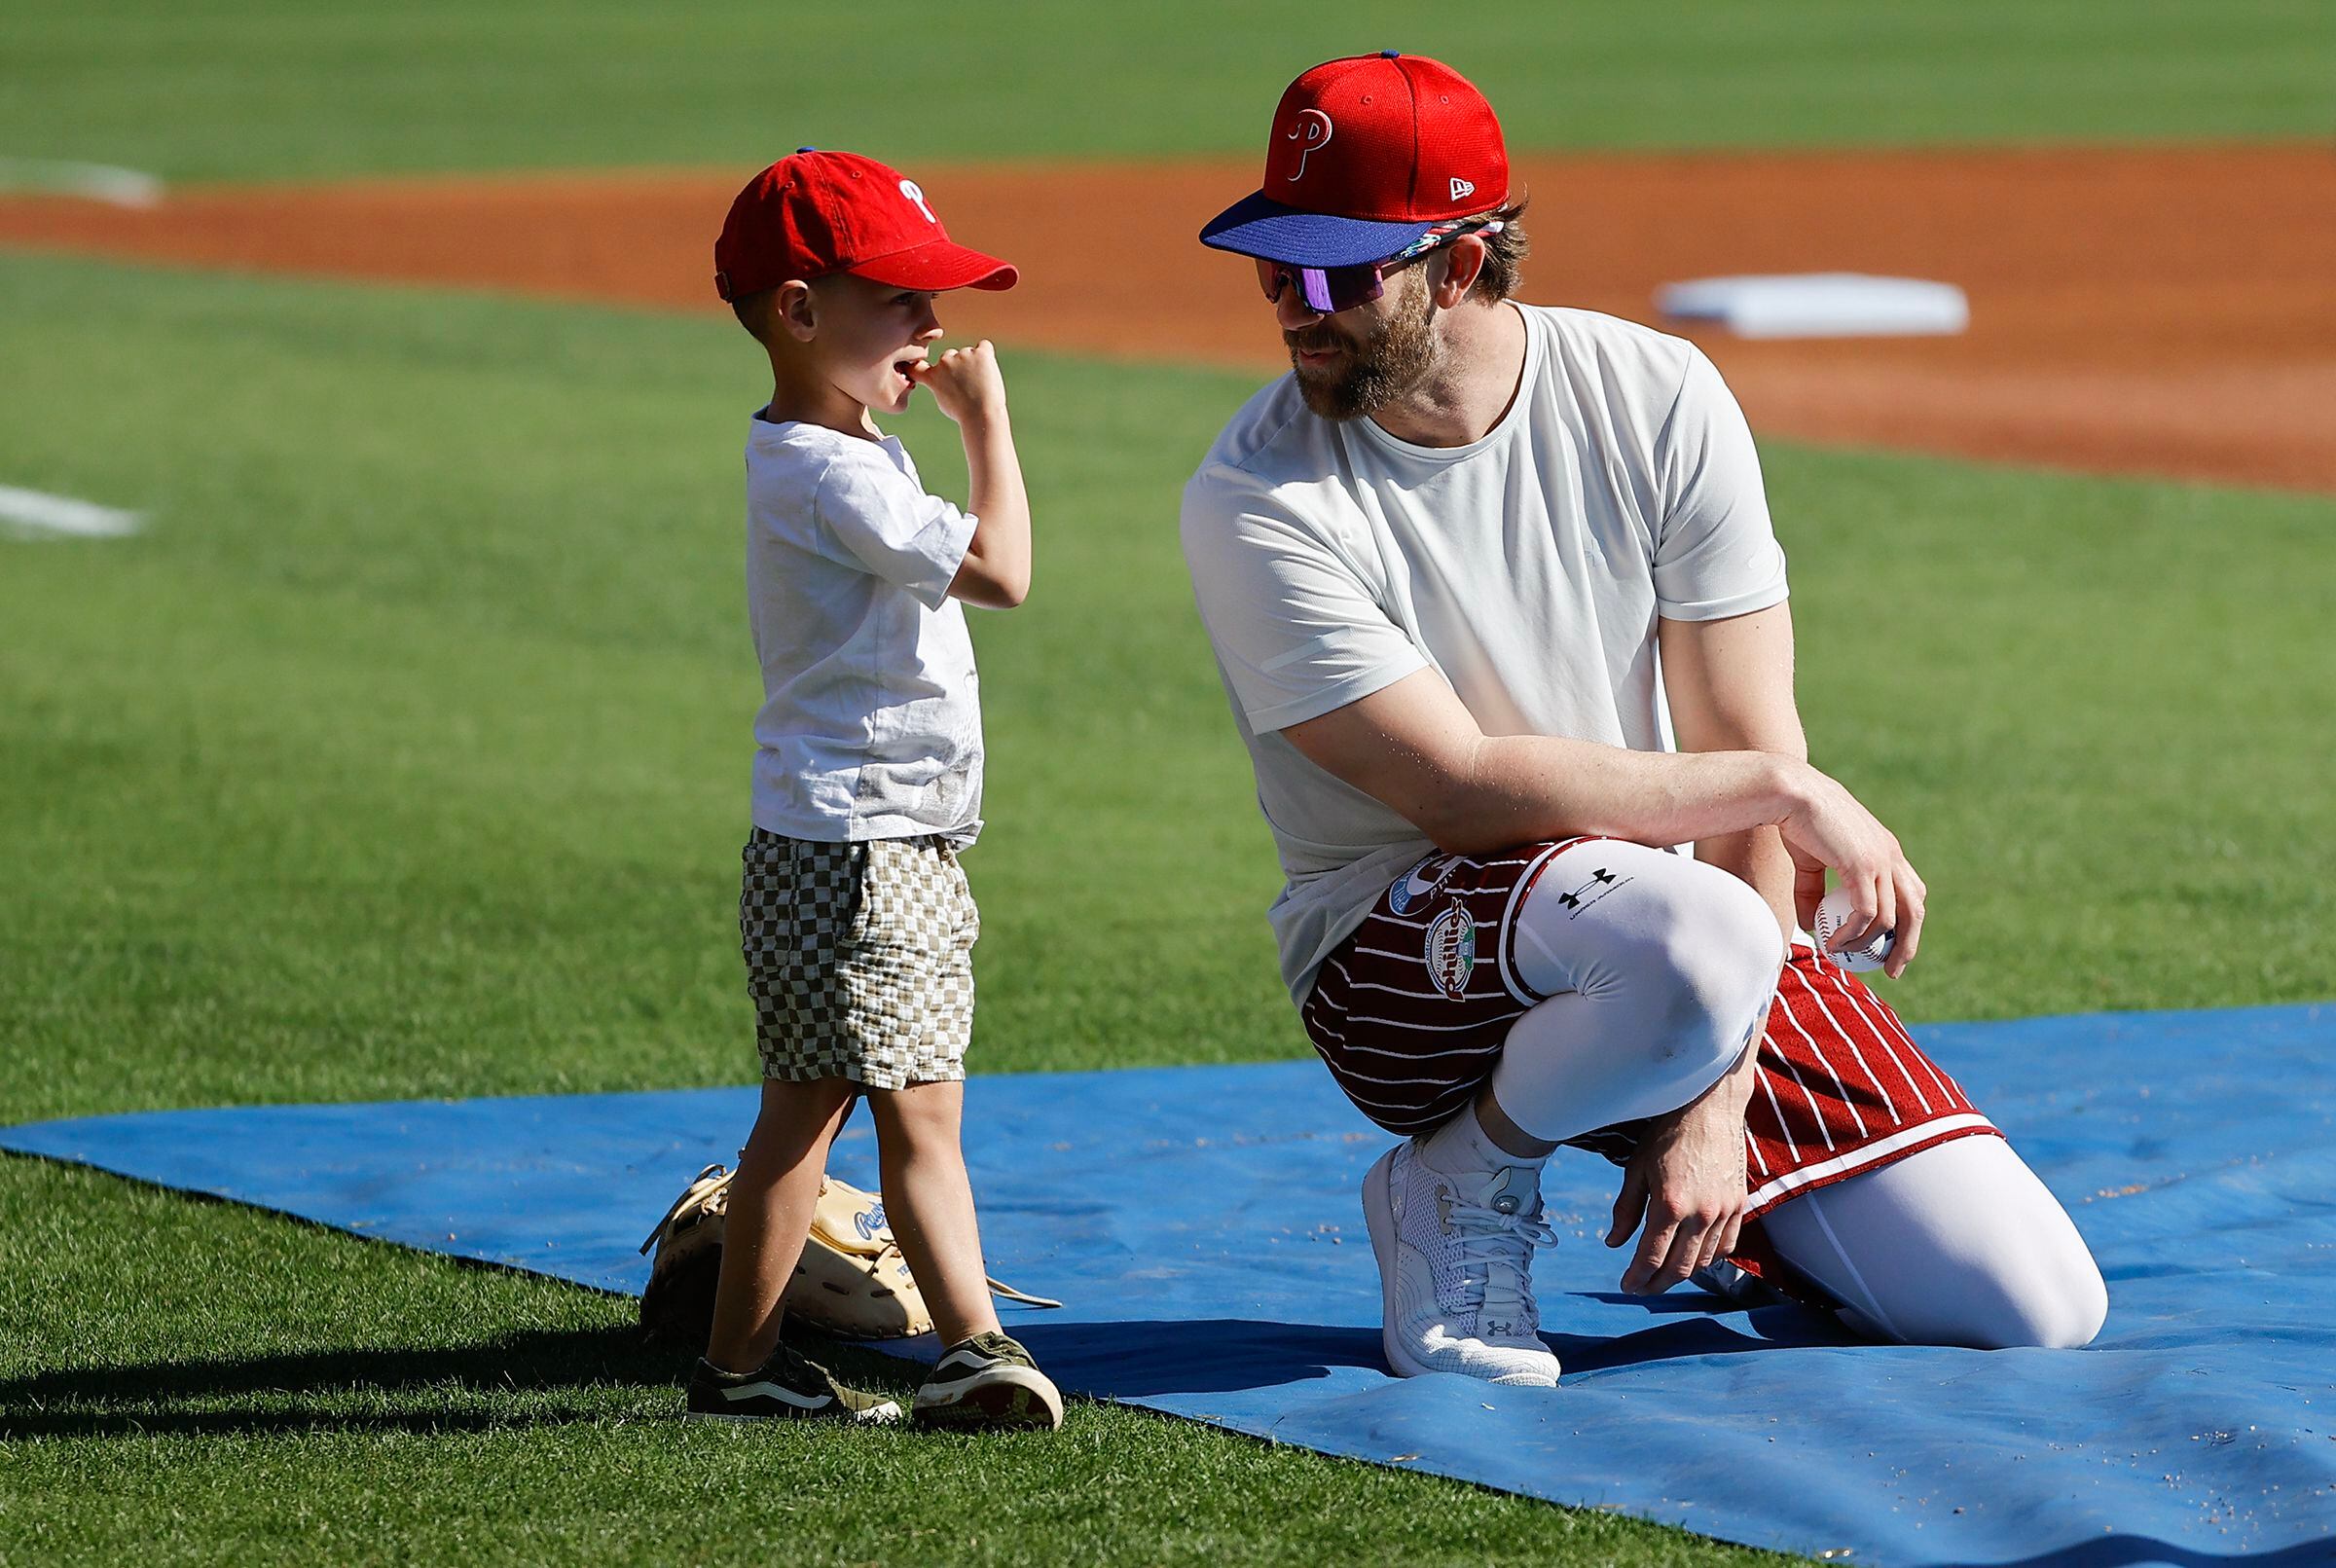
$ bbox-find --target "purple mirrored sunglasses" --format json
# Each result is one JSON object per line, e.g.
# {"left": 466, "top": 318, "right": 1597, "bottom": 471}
{"left": 1255, "top": 217, "right": 1506, "bottom": 314}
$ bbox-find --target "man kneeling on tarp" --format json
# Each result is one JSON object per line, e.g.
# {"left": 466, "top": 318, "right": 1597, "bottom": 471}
{"left": 1180, "top": 51, "right": 2107, "bottom": 1386}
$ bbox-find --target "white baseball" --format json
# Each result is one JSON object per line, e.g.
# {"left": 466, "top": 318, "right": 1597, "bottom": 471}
{"left": 1812, "top": 887, "right": 1894, "bottom": 974}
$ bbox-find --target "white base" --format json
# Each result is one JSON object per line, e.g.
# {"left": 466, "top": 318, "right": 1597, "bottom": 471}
{"left": 1657, "top": 273, "right": 1969, "bottom": 339}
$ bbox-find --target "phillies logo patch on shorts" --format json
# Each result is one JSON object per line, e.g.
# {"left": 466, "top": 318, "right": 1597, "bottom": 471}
{"left": 1424, "top": 896, "right": 1478, "bottom": 999}
{"left": 1389, "top": 852, "right": 1463, "bottom": 916}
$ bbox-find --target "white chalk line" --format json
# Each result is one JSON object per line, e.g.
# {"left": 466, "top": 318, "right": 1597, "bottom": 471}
{"left": 0, "top": 158, "right": 164, "bottom": 208}
{"left": 0, "top": 485, "right": 146, "bottom": 539}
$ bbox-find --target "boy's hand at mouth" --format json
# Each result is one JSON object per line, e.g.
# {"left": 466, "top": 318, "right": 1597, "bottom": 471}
{"left": 907, "top": 342, "right": 1008, "bottom": 427}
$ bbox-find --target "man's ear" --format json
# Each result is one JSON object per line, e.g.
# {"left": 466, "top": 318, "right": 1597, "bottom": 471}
{"left": 1432, "top": 237, "right": 1488, "bottom": 308}
{"left": 776, "top": 279, "right": 820, "bottom": 342}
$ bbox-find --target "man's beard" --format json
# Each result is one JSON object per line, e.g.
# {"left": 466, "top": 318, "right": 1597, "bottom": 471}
{"left": 1285, "top": 268, "right": 1439, "bottom": 421}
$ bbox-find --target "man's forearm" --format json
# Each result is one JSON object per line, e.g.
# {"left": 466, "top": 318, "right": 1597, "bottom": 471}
{"left": 1428, "top": 736, "right": 1807, "bottom": 858}
{"left": 1280, "top": 659, "right": 1916, "bottom": 954}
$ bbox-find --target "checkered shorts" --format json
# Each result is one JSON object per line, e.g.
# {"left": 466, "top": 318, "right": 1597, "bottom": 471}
{"left": 739, "top": 829, "right": 978, "bottom": 1088}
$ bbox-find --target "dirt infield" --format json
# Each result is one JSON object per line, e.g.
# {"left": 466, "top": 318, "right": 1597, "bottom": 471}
{"left": 4, "top": 146, "right": 2331, "bottom": 492}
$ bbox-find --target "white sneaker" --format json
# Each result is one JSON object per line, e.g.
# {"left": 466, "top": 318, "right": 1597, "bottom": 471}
{"left": 1361, "top": 1140, "right": 1561, "bottom": 1387}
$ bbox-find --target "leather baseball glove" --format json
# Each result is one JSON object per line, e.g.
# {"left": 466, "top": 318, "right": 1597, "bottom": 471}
{"left": 638, "top": 1163, "right": 1059, "bottom": 1345}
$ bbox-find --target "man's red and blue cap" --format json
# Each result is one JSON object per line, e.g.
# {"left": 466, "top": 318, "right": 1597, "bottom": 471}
{"left": 1200, "top": 53, "right": 1509, "bottom": 268}
{"left": 713, "top": 148, "right": 1017, "bottom": 302}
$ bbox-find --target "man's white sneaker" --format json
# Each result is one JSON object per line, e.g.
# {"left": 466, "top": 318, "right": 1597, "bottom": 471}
{"left": 1362, "top": 1140, "right": 1561, "bottom": 1387}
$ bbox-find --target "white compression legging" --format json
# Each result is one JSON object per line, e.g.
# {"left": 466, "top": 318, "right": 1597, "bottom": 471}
{"left": 1488, "top": 839, "right": 1783, "bottom": 1145}
{"left": 1758, "top": 1134, "right": 2108, "bottom": 1349}
{"left": 1486, "top": 838, "right": 2107, "bottom": 1350}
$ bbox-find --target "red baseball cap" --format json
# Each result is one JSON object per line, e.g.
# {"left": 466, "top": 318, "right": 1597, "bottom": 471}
{"left": 713, "top": 149, "right": 1017, "bottom": 302}
{"left": 1200, "top": 53, "right": 1510, "bottom": 268}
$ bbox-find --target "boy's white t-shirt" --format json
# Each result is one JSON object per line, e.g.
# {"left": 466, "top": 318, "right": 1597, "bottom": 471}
{"left": 745, "top": 415, "right": 983, "bottom": 845}
{"left": 1180, "top": 305, "right": 1790, "bottom": 1001}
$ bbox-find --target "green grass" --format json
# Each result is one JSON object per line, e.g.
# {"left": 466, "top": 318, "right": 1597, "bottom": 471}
{"left": 2, "top": 0, "right": 2330, "bottom": 181}
{"left": 0, "top": 257, "right": 1291, "bottom": 1120}
{"left": 3, "top": 251, "right": 2333, "bottom": 1564}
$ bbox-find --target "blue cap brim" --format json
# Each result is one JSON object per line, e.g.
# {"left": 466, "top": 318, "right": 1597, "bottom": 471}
{"left": 1198, "top": 192, "right": 1439, "bottom": 268}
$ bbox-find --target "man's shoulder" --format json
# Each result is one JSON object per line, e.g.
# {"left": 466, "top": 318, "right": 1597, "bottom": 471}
{"left": 1520, "top": 304, "right": 1704, "bottom": 391}
{"left": 1187, "top": 375, "right": 1323, "bottom": 492}
{"left": 1180, "top": 376, "right": 1338, "bottom": 550}
{"left": 1178, "top": 379, "right": 1369, "bottom": 581}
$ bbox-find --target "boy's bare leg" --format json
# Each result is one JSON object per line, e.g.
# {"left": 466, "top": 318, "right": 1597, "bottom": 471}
{"left": 704, "top": 1076, "right": 858, "bottom": 1374}
{"left": 865, "top": 1080, "right": 1001, "bottom": 1346}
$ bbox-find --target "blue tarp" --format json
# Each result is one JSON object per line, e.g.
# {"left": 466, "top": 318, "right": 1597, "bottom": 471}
{"left": 7, "top": 1003, "right": 2335, "bottom": 1565}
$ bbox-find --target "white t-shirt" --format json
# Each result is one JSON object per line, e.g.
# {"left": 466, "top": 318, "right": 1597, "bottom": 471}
{"left": 1180, "top": 305, "right": 1788, "bottom": 1001}
{"left": 745, "top": 416, "right": 983, "bottom": 844}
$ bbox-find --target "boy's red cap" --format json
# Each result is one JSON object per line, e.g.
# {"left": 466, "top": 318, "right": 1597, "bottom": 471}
{"left": 713, "top": 149, "right": 1018, "bottom": 302}
{"left": 1200, "top": 53, "right": 1510, "bottom": 268}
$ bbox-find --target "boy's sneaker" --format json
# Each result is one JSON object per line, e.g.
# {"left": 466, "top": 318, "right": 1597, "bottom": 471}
{"left": 1362, "top": 1139, "right": 1562, "bottom": 1387}
{"left": 912, "top": 1331, "right": 1065, "bottom": 1431}
{"left": 684, "top": 1344, "right": 902, "bottom": 1424}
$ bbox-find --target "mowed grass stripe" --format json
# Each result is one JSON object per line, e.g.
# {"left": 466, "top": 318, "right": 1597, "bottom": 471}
{"left": 4, "top": 0, "right": 2332, "bottom": 180}
{"left": 2, "top": 253, "right": 2330, "bottom": 1565}
{"left": 0, "top": 253, "right": 1293, "bottom": 1122}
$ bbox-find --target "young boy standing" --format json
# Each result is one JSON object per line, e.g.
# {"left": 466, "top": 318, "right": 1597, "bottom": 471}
{"left": 687, "top": 150, "right": 1061, "bottom": 1431}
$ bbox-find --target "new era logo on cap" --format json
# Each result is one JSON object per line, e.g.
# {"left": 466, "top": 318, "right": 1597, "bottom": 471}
{"left": 1200, "top": 52, "right": 1511, "bottom": 269}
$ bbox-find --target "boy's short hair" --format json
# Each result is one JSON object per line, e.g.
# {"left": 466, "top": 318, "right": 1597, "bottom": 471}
{"left": 733, "top": 275, "right": 866, "bottom": 346}
{"left": 731, "top": 287, "right": 778, "bottom": 344}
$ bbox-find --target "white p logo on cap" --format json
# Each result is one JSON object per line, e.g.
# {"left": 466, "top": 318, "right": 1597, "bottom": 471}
{"left": 899, "top": 178, "right": 935, "bottom": 223}
{"left": 1287, "top": 109, "right": 1333, "bottom": 181}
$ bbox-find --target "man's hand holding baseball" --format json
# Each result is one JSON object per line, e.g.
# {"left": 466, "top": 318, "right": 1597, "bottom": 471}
{"left": 1773, "top": 758, "right": 1925, "bottom": 979}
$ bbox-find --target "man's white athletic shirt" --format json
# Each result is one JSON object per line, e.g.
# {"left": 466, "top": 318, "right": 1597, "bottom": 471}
{"left": 745, "top": 415, "right": 984, "bottom": 845}
{"left": 1180, "top": 304, "right": 1789, "bottom": 1001}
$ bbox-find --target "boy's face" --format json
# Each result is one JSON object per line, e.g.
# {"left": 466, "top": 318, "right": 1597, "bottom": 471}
{"left": 808, "top": 273, "right": 946, "bottom": 417}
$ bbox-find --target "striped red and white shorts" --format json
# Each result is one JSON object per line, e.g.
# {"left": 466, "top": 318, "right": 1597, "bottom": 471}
{"left": 1298, "top": 841, "right": 2002, "bottom": 1226}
